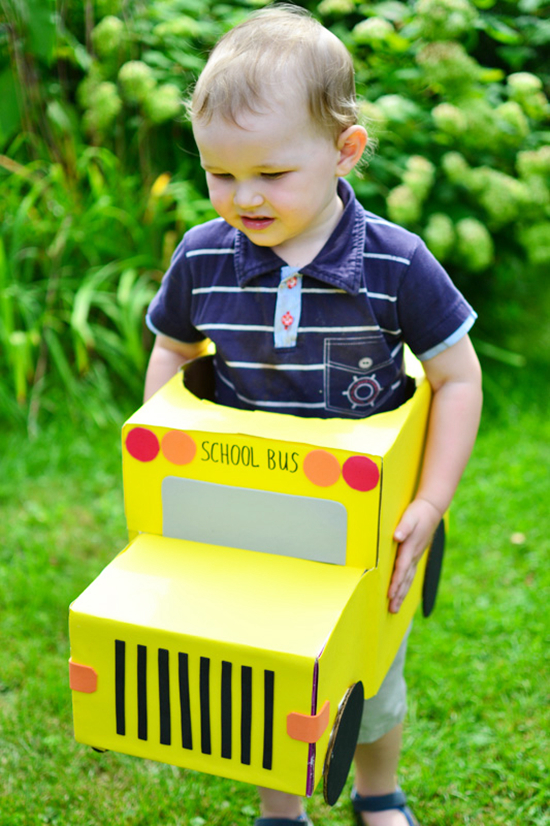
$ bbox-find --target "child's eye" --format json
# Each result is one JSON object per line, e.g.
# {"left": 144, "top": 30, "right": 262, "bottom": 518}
{"left": 211, "top": 173, "right": 234, "bottom": 179}
{"left": 261, "top": 172, "right": 288, "bottom": 179}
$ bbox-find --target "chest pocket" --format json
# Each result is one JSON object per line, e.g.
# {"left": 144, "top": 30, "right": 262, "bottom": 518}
{"left": 323, "top": 335, "right": 400, "bottom": 417}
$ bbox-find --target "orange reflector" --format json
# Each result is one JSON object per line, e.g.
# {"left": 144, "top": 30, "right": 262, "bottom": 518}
{"left": 69, "top": 659, "right": 98, "bottom": 693}
{"left": 287, "top": 700, "right": 330, "bottom": 743}
{"left": 303, "top": 450, "right": 340, "bottom": 487}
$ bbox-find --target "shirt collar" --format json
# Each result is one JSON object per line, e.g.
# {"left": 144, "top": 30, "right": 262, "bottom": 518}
{"left": 234, "top": 179, "right": 366, "bottom": 296}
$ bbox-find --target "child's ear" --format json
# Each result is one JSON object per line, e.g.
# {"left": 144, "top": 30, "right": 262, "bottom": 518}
{"left": 336, "top": 126, "right": 368, "bottom": 176}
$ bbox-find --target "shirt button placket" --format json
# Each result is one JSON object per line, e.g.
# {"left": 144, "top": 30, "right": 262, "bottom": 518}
{"left": 274, "top": 265, "right": 302, "bottom": 349}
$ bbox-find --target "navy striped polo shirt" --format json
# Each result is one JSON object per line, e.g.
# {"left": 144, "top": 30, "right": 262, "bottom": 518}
{"left": 146, "top": 179, "right": 476, "bottom": 419}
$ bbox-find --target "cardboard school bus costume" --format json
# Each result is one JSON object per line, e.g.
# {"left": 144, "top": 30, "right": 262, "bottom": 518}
{"left": 69, "top": 351, "right": 445, "bottom": 804}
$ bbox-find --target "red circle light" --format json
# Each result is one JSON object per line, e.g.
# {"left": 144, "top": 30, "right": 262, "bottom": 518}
{"left": 342, "top": 456, "right": 380, "bottom": 492}
{"left": 126, "top": 427, "right": 159, "bottom": 462}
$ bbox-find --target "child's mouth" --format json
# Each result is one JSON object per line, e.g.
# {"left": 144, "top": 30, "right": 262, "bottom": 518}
{"left": 241, "top": 216, "right": 275, "bottom": 231}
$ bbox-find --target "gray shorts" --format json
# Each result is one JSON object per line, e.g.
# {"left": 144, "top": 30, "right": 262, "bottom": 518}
{"left": 357, "top": 626, "right": 410, "bottom": 744}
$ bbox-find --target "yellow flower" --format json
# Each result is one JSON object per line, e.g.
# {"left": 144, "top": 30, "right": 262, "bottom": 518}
{"left": 151, "top": 173, "right": 171, "bottom": 198}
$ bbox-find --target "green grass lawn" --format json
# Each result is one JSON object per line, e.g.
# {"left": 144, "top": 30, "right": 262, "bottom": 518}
{"left": 0, "top": 365, "right": 548, "bottom": 826}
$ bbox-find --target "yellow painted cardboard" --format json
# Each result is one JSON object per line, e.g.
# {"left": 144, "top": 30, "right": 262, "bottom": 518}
{"left": 70, "top": 535, "right": 367, "bottom": 793}
{"left": 69, "top": 349, "right": 434, "bottom": 798}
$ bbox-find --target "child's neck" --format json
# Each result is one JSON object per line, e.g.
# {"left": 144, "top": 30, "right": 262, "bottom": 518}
{"left": 272, "top": 194, "right": 344, "bottom": 268}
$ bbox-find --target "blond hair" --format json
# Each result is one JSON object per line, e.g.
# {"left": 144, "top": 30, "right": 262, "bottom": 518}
{"left": 190, "top": 5, "right": 359, "bottom": 140}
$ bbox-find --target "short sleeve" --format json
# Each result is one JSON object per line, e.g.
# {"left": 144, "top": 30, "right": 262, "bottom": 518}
{"left": 146, "top": 238, "right": 206, "bottom": 344}
{"left": 397, "top": 240, "right": 477, "bottom": 360}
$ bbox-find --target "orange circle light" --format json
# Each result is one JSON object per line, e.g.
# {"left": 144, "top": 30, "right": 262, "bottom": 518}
{"left": 161, "top": 430, "right": 197, "bottom": 465}
{"left": 303, "top": 449, "right": 341, "bottom": 487}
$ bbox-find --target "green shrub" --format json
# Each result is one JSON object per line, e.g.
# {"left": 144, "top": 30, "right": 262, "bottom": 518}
{"left": 327, "top": 0, "right": 550, "bottom": 352}
{"left": 1, "top": 0, "right": 549, "bottom": 424}
{"left": 0, "top": 149, "right": 215, "bottom": 427}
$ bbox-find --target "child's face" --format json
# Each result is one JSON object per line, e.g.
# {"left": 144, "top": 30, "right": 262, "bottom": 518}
{"left": 193, "top": 99, "right": 348, "bottom": 260}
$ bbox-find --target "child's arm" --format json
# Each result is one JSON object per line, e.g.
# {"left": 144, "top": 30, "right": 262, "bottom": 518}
{"left": 388, "top": 335, "right": 482, "bottom": 614}
{"left": 144, "top": 334, "right": 210, "bottom": 402}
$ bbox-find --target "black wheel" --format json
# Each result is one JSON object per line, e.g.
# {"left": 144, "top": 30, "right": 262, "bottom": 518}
{"left": 323, "top": 681, "right": 364, "bottom": 806}
{"left": 422, "top": 518, "right": 446, "bottom": 618}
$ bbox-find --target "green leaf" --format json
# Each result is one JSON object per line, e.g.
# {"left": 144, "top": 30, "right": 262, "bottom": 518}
{"left": 497, "top": 45, "right": 536, "bottom": 71}
{"left": 479, "top": 67, "right": 506, "bottom": 82}
{"left": 25, "top": 0, "right": 57, "bottom": 65}
{"left": 0, "top": 69, "right": 22, "bottom": 148}
{"left": 168, "top": 49, "right": 206, "bottom": 71}
{"left": 46, "top": 100, "right": 71, "bottom": 134}
{"left": 473, "top": 339, "right": 527, "bottom": 367}
{"left": 143, "top": 50, "right": 174, "bottom": 69}
{"left": 371, "top": 1, "right": 410, "bottom": 23}
{"left": 44, "top": 327, "right": 79, "bottom": 396}
{"left": 518, "top": 0, "right": 548, "bottom": 11}
{"left": 481, "top": 15, "right": 523, "bottom": 45}
{"left": 0, "top": 236, "right": 15, "bottom": 343}
{"left": 530, "top": 20, "right": 550, "bottom": 47}
{"left": 55, "top": 28, "right": 93, "bottom": 71}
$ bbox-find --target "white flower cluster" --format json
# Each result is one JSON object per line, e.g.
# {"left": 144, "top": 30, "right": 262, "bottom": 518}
{"left": 432, "top": 145, "right": 550, "bottom": 268}
{"left": 434, "top": 97, "right": 535, "bottom": 156}
{"left": 517, "top": 146, "right": 550, "bottom": 179}
{"left": 117, "top": 60, "right": 181, "bottom": 123}
{"left": 415, "top": 0, "right": 478, "bottom": 41}
{"left": 516, "top": 147, "right": 550, "bottom": 264}
{"left": 416, "top": 42, "right": 481, "bottom": 95}
{"left": 386, "top": 156, "right": 435, "bottom": 226}
{"left": 318, "top": 0, "right": 356, "bottom": 16}
{"left": 455, "top": 218, "right": 494, "bottom": 272}
{"left": 352, "top": 17, "right": 395, "bottom": 45}
{"left": 91, "top": 15, "right": 125, "bottom": 60}
{"left": 402, "top": 156, "right": 435, "bottom": 200}
{"left": 467, "top": 167, "right": 530, "bottom": 228}
{"left": 518, "top": 223, "right": 550, "bottom": 266}
{"left": 144, "top": 84, "right": 182, "bottom": 124}
{"left": 387, "top": 185, "right": 422, "bottom": 225}
{"left": 424, "top": 214, "right": 455, "bottom": 262}
{"left": 424, "top": 211, "right": 494, "bottom": 271}
{"left": 507, "top": 73, "right": 550, "bottom": 121}
{"left": 79, "top": 16, "right": 186, "bottom": 135}
{"left": 358, "top": 100, "right": 389, "bottom": 136}
{"left": 153, "top": 16, "right": 201, "bottom": 39}
{"left": 423, "top": 211, "right": 495, "bottom": 271}
{"left": 118, "top": 61, "right": 156, "bottom": 105}
{"left": 432, "top": 103, "right": 467, "bottom": 136}
{"left": 82, "top": 82, "right": 122, "bottom": 134}
{"left": 441, "top": 150, "right": 549, "bottom": 228}
{"left": 79, "top": 50, "right": 182, "bottom": 135}
{"left": 374, "top": 94, "right": 420, "bottom": 124}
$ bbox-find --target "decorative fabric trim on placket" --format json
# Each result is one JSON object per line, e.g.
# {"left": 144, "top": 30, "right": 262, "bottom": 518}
{"left": 273, "top": 266, "right": 302, "bottom": 349}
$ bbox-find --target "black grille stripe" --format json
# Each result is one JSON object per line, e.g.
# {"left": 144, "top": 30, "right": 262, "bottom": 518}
{"left": 113, "top": 642, "right": 273, "bottom": 771}
{"left": 115, "top": 639, "right": 126, "bottom": 736}
{"left": 200, "top": 657, "right": 212, "bottom": 754}
{"left": 178, "top": 652, "right": 193, "bottom": 750}
{"left": 137, "top": 644, "right": 148, "bottom": 740}
{"left": 221, "top": 661, "right": 232, "bottom": 759}
{"left": 158, "top": 648, "right": 171, "bottom": 745}
{"left": 263, "top": 670, "right": 275, "bottom": 770}
{"left": 241, "top": 665, "right": 252, "bottom": 765}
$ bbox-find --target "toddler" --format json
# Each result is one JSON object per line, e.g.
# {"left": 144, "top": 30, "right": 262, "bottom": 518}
{"left": 144, "top": 7, "right": 483, "bottom": 826}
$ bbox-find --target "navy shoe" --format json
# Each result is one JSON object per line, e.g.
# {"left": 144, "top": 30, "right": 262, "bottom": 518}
{"left": 351, "top": 787, "right": 419, "bottom": 826}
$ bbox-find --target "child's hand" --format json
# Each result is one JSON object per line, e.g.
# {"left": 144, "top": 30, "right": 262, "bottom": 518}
{"left": 388, "top": 497, "right": 442, "bottom": 614}
{"left": 387, "top": 336, "right": 482, "bottom": 615}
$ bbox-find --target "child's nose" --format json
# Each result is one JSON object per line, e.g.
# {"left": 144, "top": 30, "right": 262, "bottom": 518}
{"left": 233, "top": 182, "right": 264, "bottom": 209}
